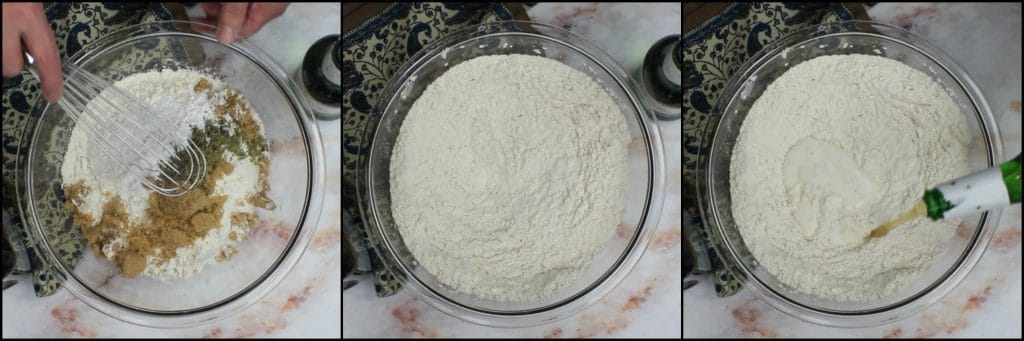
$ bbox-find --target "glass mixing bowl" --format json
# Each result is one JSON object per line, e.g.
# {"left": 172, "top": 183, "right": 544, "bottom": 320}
{"left": 699, "top": 21, "right": 1004, "bottom": 327}
{"left": 357, "top": 21, "right": 665, "bottom": 327}
{"left": 15, "top": 21, "right": 325, "bottom": 327}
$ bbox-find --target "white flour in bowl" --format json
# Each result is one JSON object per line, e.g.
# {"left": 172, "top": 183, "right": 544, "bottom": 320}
{"left": 390, "top": 54, "right": 630, "bottom": 302}
{"left": 730, "top": 54, "right": 970, "bottom": 302}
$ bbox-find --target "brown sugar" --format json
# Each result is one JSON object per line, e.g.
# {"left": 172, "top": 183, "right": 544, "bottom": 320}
{"left": 63, "top": 180, "right": 94, "bottom": 227}
{"left": 83, "top": 195, "right": 130, "bottom": 260}
{"left": 72, "top": 157, "right": 234, "bottom": 277}
{"left": 118, "top": 248, "right": 148, "bottom": 277}
{"left": 231, "top": 212, "right": 257, "bottom": 230}
{"left": 69, "top": 192, "right": 152, "bottom": 277}
{"left": 71, "top": 178, "right": 232, "bottom": 278}
{"left": 215, "top": 245, "right": 238, "bottom": 262}
{"left": 248, "top": 154, "right": 275, "bottom": 210}
{"left": 144, "top": 159, "right": 232, "bottom": 262}
{"left": 194, "top": 77, "right": 213, "bottom": 93}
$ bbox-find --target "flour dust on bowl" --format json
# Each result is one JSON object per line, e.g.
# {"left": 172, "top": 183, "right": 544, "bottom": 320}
{"left": 359, "top": 21, "right": 665, "bottom": 327}
{"left": 17, "top": 21, "right": 325, "bottom": 327}
{"left": 701, "top": 21, "right": 1003, "bottom": 327}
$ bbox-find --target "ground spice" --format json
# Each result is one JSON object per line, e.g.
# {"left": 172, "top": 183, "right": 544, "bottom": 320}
{"left": 204, "top": 87, "right": 275, "bottom": 209}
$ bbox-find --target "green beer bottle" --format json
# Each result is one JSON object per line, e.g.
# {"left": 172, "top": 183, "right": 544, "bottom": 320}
{"left": 923, "top": 152, "right": 1022, "bottom": 220}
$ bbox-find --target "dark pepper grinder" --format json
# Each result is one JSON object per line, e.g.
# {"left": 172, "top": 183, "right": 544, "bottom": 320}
{"left": 640, "top": 34, "right": 681, "bottom": 120}
{"left": 298, "top": 34, "right": 341, "bottom": 120}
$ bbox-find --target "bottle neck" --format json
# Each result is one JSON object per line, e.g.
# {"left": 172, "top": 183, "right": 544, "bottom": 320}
{"left": 999, "top": 153, "right": 1022, "bottom": 203}
{"left": 925, "top": 153, "right": 1021, "bottom": 220}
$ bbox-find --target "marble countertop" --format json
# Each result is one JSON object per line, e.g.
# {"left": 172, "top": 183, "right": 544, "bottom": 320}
{"left": 1, "top": 3, "right": 341, "bottom": 338}
{"left": 342, "top": 3, "right": 682, "bottom": 338}
{"left": 684, "top": 3, "right": 1022, "bottom": 338}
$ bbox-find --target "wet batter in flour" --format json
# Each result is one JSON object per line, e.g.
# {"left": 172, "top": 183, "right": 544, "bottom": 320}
{"left": 731, "top": 54, "right": 970, "bottom": 302}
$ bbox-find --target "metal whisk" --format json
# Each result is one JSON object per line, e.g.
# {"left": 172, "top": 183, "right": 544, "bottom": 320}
{"left": 26, "top": 54, "right": 206, "bottom": 196}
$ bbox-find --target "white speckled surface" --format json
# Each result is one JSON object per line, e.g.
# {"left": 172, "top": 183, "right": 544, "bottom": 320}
{"left": 684, "top": 3, "right": 1021, "bottom": 338}
{"left": 342, "top": 3, "right": 682, "bottom": 338}
{"left": 1, "top": 3, "right": 341, "bottom": 338}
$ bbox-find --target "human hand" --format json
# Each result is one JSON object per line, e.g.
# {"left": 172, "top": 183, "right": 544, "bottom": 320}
{"left": 195, "top": 3, "right": 288, "bottom": 44}
{"left": 2, "top": 2, "right": 62, "bottom": 102}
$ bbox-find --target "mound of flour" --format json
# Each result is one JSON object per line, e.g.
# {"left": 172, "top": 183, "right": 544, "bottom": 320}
{"left": 730, "top": 54, "right": 970, "bottom": 302}
{"left": 390, "top": 54, "right": 630, "bottom": 302}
